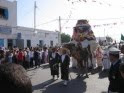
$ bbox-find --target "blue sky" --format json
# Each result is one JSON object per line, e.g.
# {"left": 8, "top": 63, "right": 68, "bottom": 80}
{"left": 9, "top": 0, "right": 124, "bottom": 41}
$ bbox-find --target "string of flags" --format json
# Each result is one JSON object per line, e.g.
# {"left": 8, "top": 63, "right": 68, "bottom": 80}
{"left": 64, "top": 21, "right": 124, "bottom": 29}
{"left": 92, "top": 21, "right": 124, "bottom": 28}
{"left": 67, "top": 0, "right": 124, "bottom": 8}
{"left": 67, "top": 0, "right": 111, "bottom": 6}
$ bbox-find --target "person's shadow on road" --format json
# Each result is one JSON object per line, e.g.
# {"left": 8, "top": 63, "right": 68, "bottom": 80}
{"left": 40, "top": 63, "right": 50, "bottom": 69}
{"left": 32, "top": 79, "right": 55, "bottom": 92}
{"left": 42, "top": 77, "right": 87, "bottom": 93}
{"left": 98, "top": 70, "right": 109, "bottom": 79}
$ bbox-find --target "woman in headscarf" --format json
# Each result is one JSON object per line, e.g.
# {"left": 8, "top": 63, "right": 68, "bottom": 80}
{"left": 95, "top": 46, "right": 103, "bottom": 68}
{"left": 49, "top": 47, "right": 60, "bottom": 80}
{"left": 60, "top": 48, "right": 70, "bottom": 86}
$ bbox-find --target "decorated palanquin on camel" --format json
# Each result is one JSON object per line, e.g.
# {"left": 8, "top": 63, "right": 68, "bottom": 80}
{"left": 72, "top": 19, "right": 95, "bottom": 42}
{"left": 71, "top": 19, "right": 98, "bottom": 52}
{"left": 63, "top": 19, "right": 98, "bottom": 77}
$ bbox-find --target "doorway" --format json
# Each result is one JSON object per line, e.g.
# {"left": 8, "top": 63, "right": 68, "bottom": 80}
{"left": 39, "top": 40, "right": 43, "bottom": 47}
{"left": 27, "top": 40, "right": 31, "bottom": 48}
{"left": 7, "top": 39, "right": 13, "bottom": 49}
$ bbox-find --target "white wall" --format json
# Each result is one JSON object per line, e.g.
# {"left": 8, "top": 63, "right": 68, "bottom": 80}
{"left": 12, "top": 26, "right": 59, "bottom": 48}
{"left": 0, "top": 26, "right": 59, "bottom": 48}
{"left": 0, "top": 0, "right": 59, "bottom": 48}
{"left": 0, "top": 0, "right": 17, "bottom": 27}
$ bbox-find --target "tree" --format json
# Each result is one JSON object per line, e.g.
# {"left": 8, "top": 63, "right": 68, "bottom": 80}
{"left": 61, "top": 33, "right": 71, "bottom": 43}
{"left": 106, "top": 36, "right": 113, "bottom": 42}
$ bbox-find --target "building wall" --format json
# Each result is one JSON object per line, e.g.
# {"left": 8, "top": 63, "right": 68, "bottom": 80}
{"left": 12, "top": 26, "right": 59, "bottom": 48}
{"left": 0, "top": 0, "right": 17, "bottom": 27}
{"left": 0, "top": 26, "right": 59, "bottom": 48}
{"left": 0, "top": 0, "right": 59, "bottom": 48}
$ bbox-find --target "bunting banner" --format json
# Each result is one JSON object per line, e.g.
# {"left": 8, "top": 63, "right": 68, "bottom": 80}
{"left": 92, "top": 21, "right": 124, "bottom": 28}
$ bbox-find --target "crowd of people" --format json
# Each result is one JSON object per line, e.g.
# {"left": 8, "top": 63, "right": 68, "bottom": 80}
{"left": 0, "top": 44, "right": 124, "bottom": 93}
{"left": 0, "top": 47, "right": 50, "bottom": 69}
{"left": 0, "top": 46, "right": 71, "bottom": 88}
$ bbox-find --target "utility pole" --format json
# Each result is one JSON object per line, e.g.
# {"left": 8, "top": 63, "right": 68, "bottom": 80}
{"left": 58, "top": 16, "right": 62, "bottom": 46}
{"left": 104, "top": 28, "right": 105, "bottom": 37}
{"left": 34, "top": 1, "right": 36, "bottom": 33}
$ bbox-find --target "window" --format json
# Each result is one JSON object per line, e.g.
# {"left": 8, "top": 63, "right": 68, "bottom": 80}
{"left": 7, "top": 39, "right": 13, "bottom": 49}
{"left": 39, "top": 40, "right": 43, "bottom": 47}
{"left": 27, "top": 40, "right": 31, "bottom": 48}
{"left": 45, "top": 33, "right": 49, "bottom": 37}
{"left": 50, "top": 41, "right": 53, "bottom": 47}
{"left": 0, "top": 39, "right": 4, "bottom": 47}
{"left": 17, "top": 33, "right": 21, "bottom": 39}
{"left": 0, "top": 8, "right": 8, "bottom": 20}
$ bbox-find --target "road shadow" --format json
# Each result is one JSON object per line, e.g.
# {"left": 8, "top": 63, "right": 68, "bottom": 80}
{"left": 98, "top": 70, "right": 109, "bottom": 79}
{"left": 70, "top": 66, "right": 102, "bottom": 77}
{"left": 42, "top": 77, "right": 87, "bottom": 93}
{"left": 69, "top": 67, "right": 78, "bottom": 73}
{"left": 40, "top": 63, "right": 50, "bottom": 69}
{"left": 91, "top": 67, "right": 102, "bottom": 74}
{"left": 27, "top": 68, "right": 37, "bottom": 71}
{"left": 32, "top": 79, "right": 55, "bottom": 91}
{"left": 101, "top": 91, "right": 108, "bottom": 93}
{"left": 27, "top": 63, "right": 50, "bottom": 71}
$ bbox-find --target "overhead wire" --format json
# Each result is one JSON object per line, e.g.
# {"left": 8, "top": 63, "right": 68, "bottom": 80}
{"left": 61, "top": 10, "right": 73, "bottom": 30}
{"left": 36, "top": 19, "right": 57, "bottom": 27}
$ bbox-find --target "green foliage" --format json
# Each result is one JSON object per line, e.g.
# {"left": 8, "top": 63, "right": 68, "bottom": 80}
{"left": 106, "top": 36, "right": 113, "bottom": 42}
{"left": 61, "top": 33, "right": 71, "bottom": 43}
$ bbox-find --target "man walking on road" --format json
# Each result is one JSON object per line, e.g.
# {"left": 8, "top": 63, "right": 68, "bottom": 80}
{"left": 108, "top": 47, "right": 123, "bottom": 93}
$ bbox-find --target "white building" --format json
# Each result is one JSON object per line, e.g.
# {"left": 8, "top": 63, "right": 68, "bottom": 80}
{"left": 0, "top": 0, "right": 59, "bottom": 49}
{"left": 0, "top": 0, "right": 17, "bottom": 27}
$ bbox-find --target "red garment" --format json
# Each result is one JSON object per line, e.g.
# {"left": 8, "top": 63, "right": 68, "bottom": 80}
{"left": 17, "top": 52, "right": 24, "bottom": 61}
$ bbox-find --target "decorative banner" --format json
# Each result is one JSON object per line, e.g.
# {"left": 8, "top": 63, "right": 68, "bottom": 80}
{"left": 92, "top": 21, "right": 124, "bottom": 28}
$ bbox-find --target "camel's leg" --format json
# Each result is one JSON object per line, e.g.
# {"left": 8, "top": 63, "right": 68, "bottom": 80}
{"left": 77, "top": 61, "right": 83, "bottom": 77}
{"left": 89, "top": 54, "right": 93, "bottom": 69}
{"left": 84, "top": 59, "right": 89, "bottom": 78}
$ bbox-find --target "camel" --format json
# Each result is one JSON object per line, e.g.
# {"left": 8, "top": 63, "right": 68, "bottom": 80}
{"left": 63, "top": 42, "right": 93, "bottom": 77}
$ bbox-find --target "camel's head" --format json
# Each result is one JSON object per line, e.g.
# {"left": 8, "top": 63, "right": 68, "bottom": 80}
{"left": 63, "top": 43, "right": 76, "bottom": 52}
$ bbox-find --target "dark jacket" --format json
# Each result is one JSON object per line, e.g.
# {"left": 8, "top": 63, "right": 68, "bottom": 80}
{"left": 49, "top": 52, "right": 60, "bottom": 64}
{"left": 119, "top": 77, "right": 124, "bottom": 93}
{"left": 108, "top": 59, "right": 123, "bottom": 92}
{"left": 49, "top": 52, "right": 60, "bottom": 75}
{"left": 33, "top": 51, "right": 39, "bottom": 60}
{"left": 60, "top": 54, "right": 70, "bottom": 80}
{"left": 60, "top": 55, "right": 70, "bottom": 68}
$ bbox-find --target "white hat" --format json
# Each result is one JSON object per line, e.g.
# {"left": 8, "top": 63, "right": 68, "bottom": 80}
{"left": 109, "top": 47, "right": 120, "bottom": 54}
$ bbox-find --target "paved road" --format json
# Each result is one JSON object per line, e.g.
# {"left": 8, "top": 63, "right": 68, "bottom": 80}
{"left": 27, "top": 64, "right": 109, "bottom": 93}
